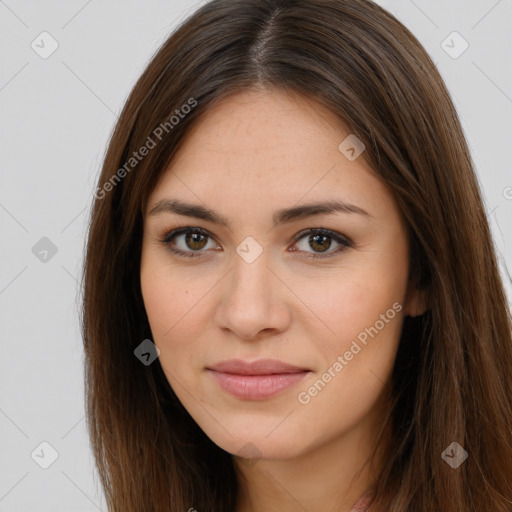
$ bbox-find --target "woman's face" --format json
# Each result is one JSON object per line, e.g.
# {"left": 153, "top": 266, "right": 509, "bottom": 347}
{"left": 140, "top": 87, "right": 420, "bottom": 461}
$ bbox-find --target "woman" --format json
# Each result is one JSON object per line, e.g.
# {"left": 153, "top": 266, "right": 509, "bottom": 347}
{"left": 81, "top": 0, "right": 512, "bottom": 511}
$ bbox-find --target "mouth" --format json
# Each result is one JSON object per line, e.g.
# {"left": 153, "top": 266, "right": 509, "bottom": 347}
{"left": 206, "top": 359, "right": 311, "bottom": 400}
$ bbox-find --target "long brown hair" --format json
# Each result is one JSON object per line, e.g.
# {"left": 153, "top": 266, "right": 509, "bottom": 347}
{"left": 80, "top": 0, "right": 512, "bottom": 510}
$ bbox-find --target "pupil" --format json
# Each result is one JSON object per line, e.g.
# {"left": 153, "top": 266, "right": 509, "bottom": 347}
{"left": 311, "top": 234, "right": 330, "bottom": 252}
{"left": 186, "top": 232, "right": 207, "bottom": 250}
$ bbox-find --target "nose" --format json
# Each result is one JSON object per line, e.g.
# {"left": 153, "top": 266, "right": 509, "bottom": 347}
{"left": 214, "top": 252, "right": 291, "bottom": 341}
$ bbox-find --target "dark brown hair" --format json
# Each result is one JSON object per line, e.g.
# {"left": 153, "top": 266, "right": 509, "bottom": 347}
{"left": 81, "top": 0, "right": 512, "bottom": 510}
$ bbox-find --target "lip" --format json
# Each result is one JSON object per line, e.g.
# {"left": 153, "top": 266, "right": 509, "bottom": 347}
{"left": 206, "top": 358, "right": 310, "bottom": 400}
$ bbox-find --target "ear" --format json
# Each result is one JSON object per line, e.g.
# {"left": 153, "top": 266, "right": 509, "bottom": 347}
{"left": 404, "top": 283, "right": 427, "bottom": 318}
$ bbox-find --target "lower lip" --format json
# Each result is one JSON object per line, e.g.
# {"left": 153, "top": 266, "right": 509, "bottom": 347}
{"left": 208, "top": 370, "right": 309, "bottom": 400}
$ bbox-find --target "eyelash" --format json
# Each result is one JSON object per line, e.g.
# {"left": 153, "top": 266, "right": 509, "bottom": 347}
{"left": 156, "top": 226, "right": 354, "bottom": 260}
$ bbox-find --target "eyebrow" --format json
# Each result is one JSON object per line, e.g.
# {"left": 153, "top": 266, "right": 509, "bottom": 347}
{"left": 147, "top": 198, "right": 373, "bottom": 227}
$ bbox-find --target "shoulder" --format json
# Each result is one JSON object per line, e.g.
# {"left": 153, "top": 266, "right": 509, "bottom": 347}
{"left": 350, "top": 490, "right": 375, "bottom": 512}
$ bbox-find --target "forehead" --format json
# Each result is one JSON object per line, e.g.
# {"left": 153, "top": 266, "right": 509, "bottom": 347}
{"left": 147, "top": 88, "right": 397, "bottom": 225}
{"left": 175, "top": 87, "right": 350, "bottom": 162}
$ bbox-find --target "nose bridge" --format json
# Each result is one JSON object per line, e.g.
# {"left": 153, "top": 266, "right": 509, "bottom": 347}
{"left": 215, "top": 244, "right": 289, "bottom": 339}
{"left": 227, "top": 231, "right": 270, "bottom": 292}
{"left": 228, "top": 245, "right": 273, "bottom": 309}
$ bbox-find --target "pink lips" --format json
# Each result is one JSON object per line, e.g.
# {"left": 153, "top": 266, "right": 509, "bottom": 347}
{"left": 206, "top": 359, "right": 310, "bottom": 400}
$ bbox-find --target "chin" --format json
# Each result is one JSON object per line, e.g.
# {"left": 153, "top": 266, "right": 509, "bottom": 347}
{"left": 200, "top": 421, "right": 308, "bottom": 462}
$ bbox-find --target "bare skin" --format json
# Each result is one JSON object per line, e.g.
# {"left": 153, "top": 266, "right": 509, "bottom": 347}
{"left": 140, "top": 87, "right": 425, "bottom": 512}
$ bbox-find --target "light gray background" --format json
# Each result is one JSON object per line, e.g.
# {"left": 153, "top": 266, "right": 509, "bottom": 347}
{"left": 1, "top": 1, "right": 511, "bottom": 510}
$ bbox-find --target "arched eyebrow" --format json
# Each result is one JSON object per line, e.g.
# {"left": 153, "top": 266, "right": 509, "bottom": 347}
{"left": 147, "top": 198, "right": 373, "bottom": 228}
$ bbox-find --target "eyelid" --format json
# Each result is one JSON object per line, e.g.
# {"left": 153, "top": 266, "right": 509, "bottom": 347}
{"left": 291, "top": 227, "right": 353, "bottom": 247}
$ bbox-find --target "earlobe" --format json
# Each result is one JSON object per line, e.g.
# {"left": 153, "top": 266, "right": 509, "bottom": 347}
{"left": 404, "top": 285, "right": 428, "bottom": 318}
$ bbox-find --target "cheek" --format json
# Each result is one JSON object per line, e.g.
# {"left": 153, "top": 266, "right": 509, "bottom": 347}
{"left": 140, "top": 272, "right": 173, "bottom": 337}
{"left": 140, "top": 256, "right": 214, "bottom": 376}
{"left": 302, "top": 261, "right": 407, "bottom": 357}
{"left": 140, "top": 252, "right": 199, "bottom": 338}
{"left": 295, "top": 277, "right": 405, "bottom": 430}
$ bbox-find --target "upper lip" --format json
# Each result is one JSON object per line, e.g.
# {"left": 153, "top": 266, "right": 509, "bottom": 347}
{"left": 207, "top": 358, "right": 309, "bottom": 375}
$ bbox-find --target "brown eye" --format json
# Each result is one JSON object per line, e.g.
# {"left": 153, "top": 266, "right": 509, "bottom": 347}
{"left": 161, "top": 227, "right": 218, "bottom": 258}
{"left": 292, "top": 228, "right": 353, "bottom": 259}
{"left": 308, "top": 233, "right": 332, "bottom": 253}
{"left": 184, "top": 231, "right": 208, "bottom": 250}
{"left": 160, "top": 226, "right": 352, "bottom": 261}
